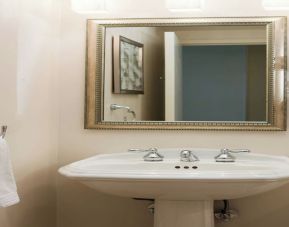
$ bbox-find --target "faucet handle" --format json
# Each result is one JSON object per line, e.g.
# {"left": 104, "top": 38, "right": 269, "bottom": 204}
{"left": 220, "top": 148, "right": 250, "bottom": 154}
{"left": 215, "top": 149, "right": 235, "bottom": 162}
{"left": 143, "top": 148, "right": 164, "bottom": 162}
{"left": 215, "top": 148, "right": 250, "bottom": 162}
{"left": 128, "top": 148, "right": 148, "bottom": 152}
{"left": 128, "top": 148, "right": 160, "bottom": 153}
{"left": 227, "top": 149, "right": 250, "bottom": 153}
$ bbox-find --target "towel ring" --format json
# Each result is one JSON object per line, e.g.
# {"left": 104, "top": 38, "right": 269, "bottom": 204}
{"left": 1, "top": 126, "right": 7, "bottom": 138}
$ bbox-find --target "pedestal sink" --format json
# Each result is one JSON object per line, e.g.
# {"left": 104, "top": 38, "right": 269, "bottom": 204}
{"left": 59, "top": 148, "right": 289, "bottom": 227}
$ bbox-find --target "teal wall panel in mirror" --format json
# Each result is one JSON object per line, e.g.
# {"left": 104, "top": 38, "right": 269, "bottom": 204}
{"left": 182, "top": 45, "right": 266, "bottom": 122}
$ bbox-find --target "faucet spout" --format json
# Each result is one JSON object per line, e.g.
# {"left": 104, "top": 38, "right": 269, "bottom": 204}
{"left": 110, "top": 104, "right": 136, "bottom": 121}
{"left": 180, "top": 150, "right": 199, "bottom": 162}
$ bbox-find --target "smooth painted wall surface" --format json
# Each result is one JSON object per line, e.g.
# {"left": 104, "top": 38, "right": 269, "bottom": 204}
{"left": 57, "top": 1, "right": 289, "bottom": 227}
{"left": 174, "top": 25, "right": 267, "bottom": 45}
{"left": 0, "top": 0, "right": 60, "bottom": 227}
{"left": 182, "top": 45, "right": 247, "bottom": 121}
{"left": 1, "top": 1, "right": 287, "bottom": 227}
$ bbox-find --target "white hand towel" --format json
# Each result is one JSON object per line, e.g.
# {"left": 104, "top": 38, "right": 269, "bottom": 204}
{"left": 0, "top": 137, "right": 20, "bottom": 207}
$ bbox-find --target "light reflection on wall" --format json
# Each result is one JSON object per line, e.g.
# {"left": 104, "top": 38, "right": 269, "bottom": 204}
{"left": 16, "top": 0, "right": 58, "bottom": 116}
{"left": 166, "top": 0, "right": 202, "bottom": 11}
{"left": 263, "top": 0, "right": 289, "bottom": 9}
{"left": 71, "top": 0, "right": 107, "bottom": 13}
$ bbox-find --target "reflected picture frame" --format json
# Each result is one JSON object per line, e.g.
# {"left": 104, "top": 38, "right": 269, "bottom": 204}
{"left": 113, "top": 36, "right": 144, "bottom": 94}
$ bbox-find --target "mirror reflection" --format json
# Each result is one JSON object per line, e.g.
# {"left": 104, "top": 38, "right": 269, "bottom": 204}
{"left": 103, "top": 25, "right": 267, "bottom": 122}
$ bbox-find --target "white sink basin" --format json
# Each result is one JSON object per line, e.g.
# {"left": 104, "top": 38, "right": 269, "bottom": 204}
{"left": 59, "top": 148, "right": 289, "bottom": 227}
{"left": 59, "top": 148, "right": 289, "bottom": 200}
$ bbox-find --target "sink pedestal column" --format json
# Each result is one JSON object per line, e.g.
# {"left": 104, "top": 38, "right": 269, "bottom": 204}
{"left": 154, "top": 200, "right": 214, "bottom": 227}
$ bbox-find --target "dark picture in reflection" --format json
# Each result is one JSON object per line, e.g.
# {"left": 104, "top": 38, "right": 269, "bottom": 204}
{"left": 113, "top": 36, "right": 144, "bottom": 94}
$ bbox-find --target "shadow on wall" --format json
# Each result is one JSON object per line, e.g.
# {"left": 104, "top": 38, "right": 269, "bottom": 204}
{"left": 58, "top": 172, "right": 289, "bottom": 227}
{"left": 0, "top": 167, "right": 57, "bottom": 227}
{"left": 215, "top": 183, "right": 289, "bottom": 227}
{"left": 58, "top": 176, "right": 153, "bottom": 227}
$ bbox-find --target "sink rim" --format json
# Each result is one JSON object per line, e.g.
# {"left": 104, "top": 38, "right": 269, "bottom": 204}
{"left": 58, "top": 149, "right": 289, "bottom": 182}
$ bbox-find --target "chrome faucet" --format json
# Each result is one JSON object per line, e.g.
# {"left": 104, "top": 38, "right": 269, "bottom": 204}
{"left": 180, "top": 150, "right": 199, "bottom": 162}
{"left": 128, "top": 148, "right": 164, "bottom": 162}
{"left": 215, "top": 148, "right": 250, "bottom": 162}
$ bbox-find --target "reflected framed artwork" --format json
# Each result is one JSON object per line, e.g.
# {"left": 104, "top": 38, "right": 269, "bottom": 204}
{"left": 113, "top": 36, "right": 144, "bottom": 94}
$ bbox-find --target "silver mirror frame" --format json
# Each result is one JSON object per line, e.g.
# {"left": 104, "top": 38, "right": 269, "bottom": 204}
{"left": 85, "top": 17, "right": 287, "bottom": 131}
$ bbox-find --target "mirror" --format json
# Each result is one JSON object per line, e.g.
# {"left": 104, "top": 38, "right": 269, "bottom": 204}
{"left": 85, "top": 17, "right": 287, "bottom": 130}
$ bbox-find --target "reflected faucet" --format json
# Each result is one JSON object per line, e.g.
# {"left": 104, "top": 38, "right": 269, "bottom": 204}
{"left": 110, "top": 104, "right": 136, "bottom": 121}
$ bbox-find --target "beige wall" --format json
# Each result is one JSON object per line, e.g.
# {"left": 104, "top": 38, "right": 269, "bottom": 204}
{"left": 103, "top": 27, "right": 164, "bottom": 121}
{"left": 174, "top": 25, "right": 267, "bottom": 45}
{"left": 0, "top": 0, "right": 60, "bottom": 227}
{"left": 2, "top": 1, "right": 289, "bottom": 227}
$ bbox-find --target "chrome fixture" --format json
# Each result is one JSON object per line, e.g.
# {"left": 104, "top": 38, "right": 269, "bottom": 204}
{"left": 143, "top": 148, "right": 164, "bottom": 162}
{"left": 110, "top": 104, "right": 136, "bottom": 121}
{"left": 128, "top": 148, "right": 164, "bottom": 162}
{"left": 133, "top": 198, "right": 155, "bottom": 214}
{"left": 0, "top": 125, "right": 7, "bottom": 139}
{"left": 128, "top": 148, "right": 147, "bottom": 152}
{"left": 215, "top": 200, "right": 238, "bottom": 222}
{"left": 215, "top": 148, "right": 250, "bottom": 162}
{"left": 147, "top": 203, "right": 155, "bottom": 214}
{"left": 180, "top": 150, "right": 199, "bottom": 162}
